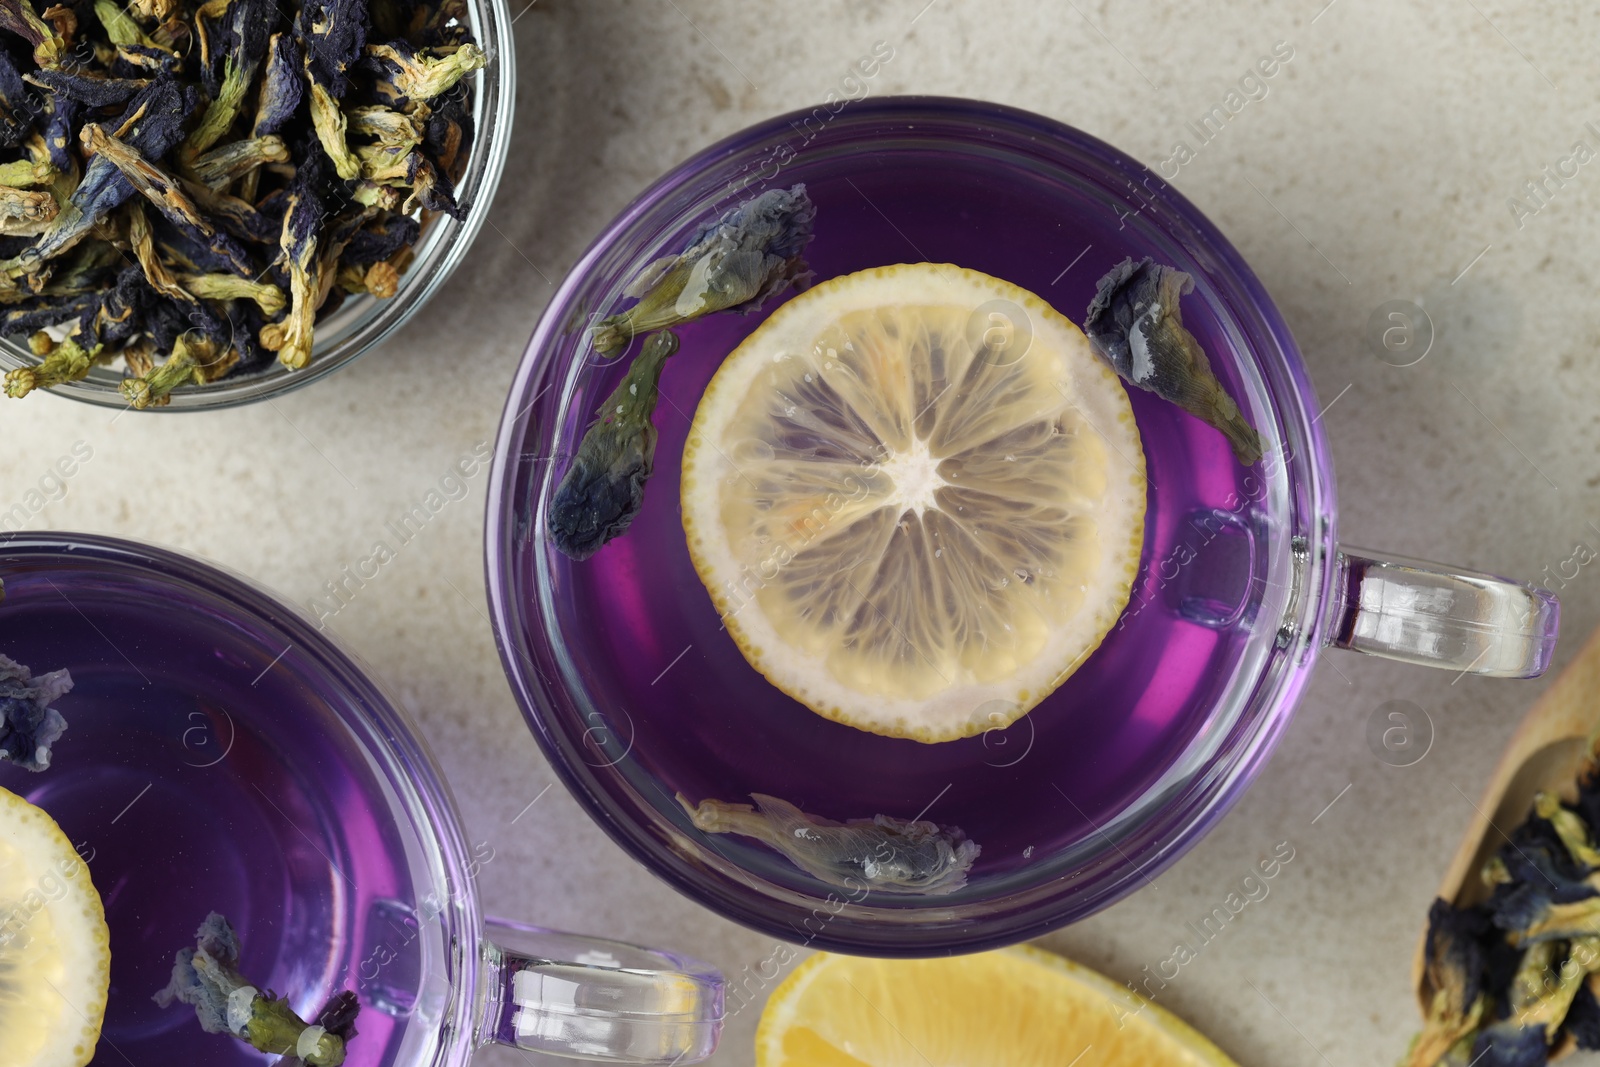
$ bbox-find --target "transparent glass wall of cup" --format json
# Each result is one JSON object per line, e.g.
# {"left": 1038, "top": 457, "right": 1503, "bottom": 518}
{"left": 486, "top": 98, "right": 1560, "bottom": 957}
{"left": 0, "top": 534, "right": 721, "bottom": 1066}
{"left": 0, "top": 0, "right": 514, "bottom": 411}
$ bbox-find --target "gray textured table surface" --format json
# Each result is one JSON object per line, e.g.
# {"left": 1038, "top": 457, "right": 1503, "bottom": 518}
{"left": 10, "top": 1, "right": 1600, "bottom": 1063}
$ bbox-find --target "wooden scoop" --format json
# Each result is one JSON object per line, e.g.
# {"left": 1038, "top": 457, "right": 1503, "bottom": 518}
{"left": 1413, "top": 625, "right": 1600, "bottom": 1013}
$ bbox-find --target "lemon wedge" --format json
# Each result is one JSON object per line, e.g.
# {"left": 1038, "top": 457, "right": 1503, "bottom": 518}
{"left": 681, "top": 263, "right": 1146, "bottom": 742}
{"left": 756, "top": 947, "right": 1238, "bottom": 1067}
{"left": 0, "top": 786, "right": 110, "bottom": 1067}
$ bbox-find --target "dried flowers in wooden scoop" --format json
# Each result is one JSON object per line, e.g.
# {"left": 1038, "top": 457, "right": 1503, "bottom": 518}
{"left": 1408, "top": 629, "right": 1600, "bottom": 1065}
{"left": 0, "top": 0, "right": 485, "bottom": 405}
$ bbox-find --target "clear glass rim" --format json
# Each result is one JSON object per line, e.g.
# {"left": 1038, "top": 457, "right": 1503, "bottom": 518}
{"left": 0, "top": 530, "right": 483, "bottom": 1062}
{"left": 484, "top": 95, "right": 1337, "bottom": 955}
{"left": 0, "top": 0, "right": 516, "bottom": 412}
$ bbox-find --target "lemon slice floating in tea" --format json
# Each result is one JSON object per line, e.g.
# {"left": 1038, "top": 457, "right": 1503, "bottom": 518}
{"left": 681, "top": 263, "right": 1146, "bottom": 742}
{"left": 0, "top": 786, "right": 110, "bottom": 1067}
{"left": 756, "top": 947, "right": 1238, "bottom": 1067}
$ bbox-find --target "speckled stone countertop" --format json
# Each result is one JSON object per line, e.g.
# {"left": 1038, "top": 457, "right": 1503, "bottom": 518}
{"left": 10, "top": 2, "right": 1600, "bottom": 1063}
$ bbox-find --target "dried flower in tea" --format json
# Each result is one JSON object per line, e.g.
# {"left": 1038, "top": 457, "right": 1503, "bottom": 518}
{"left": 589, "top": 183, "right": 816, "bottom": 358}
{"left": 0, "top": 0, "right": 486, "bottom": 402}
{"left": 677, "top": 792, "right": 981, "bottom": 896}
{"left": 546, "top": 185, "right": 816, "bottom": 561}
{"left": 547, "top": 329, "right": 678, "bottom": 561}
{"left": 0, "top": 651, "right": 71, "bottom": 771}
{"left": 1084, "top": 256, "right": 1264, "bottom": 466}
{"left": 156, "top": 911, "right": 360, "bottom": 1066}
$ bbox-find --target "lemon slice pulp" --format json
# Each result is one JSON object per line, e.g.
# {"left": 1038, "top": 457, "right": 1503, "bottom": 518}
{"left": 0, "top": 786, "right": 110, "bottom": 1067}
{"left": 756, "top": 947, "right": 1238, "bottom": 1067}
{"left": 681, "top": 263, "right": 1146, "bottom": 742}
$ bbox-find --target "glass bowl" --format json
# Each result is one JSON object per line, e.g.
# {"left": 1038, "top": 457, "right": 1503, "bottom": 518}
{"left": 485, "top": 96, "right": 1336, "bottom": 955}
{"left": 0, "top": 0, "right": 515, "bottom": 411}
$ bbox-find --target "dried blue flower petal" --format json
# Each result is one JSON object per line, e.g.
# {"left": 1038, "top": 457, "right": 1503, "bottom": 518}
{"left": 340, "top": 212, "right": 417, "bottom": 264}
{"left": 272, "top": 139, "right": 329, "bottom": 368}
{"left": 1084, "top": 256, "right": 1264, "bottom": 466}
{"left": 154, "top": 911, "right": 245, "bottom": 1034}
{"left": 1566, "top": 977, "right": 1600, "bottom": 1049}
{"left": 39, "top": 93, "right": 78, "bottom": 173}
{"left": 0, "top": 48, "right": 41, "bottom": 146}
{"left": 297, "top": 0, "right": 369, "bottom": 99}
{"left": 591, "top": 184, "right": 816, "bottom": 357}
{"left": 0, "top": 652, "right": 71, "bottom": 772}
{"left": 548, "top": 329, "right": 678, "bottom": 560}
{"left": 1469, "top": 1025, "right": 1549, "bottom": 1067}
{"left": 254, "top": 32, "right": 305, "bottom": 137}
{"left": 26, "top": 68, "right": 149, "bottom": 107}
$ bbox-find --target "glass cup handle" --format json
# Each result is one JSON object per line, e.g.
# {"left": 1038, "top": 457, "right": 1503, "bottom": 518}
{"left": 476, "top": 918, "right": 724, "bottom": 1064}
{"left": 1328, "top": 547, "right": 1560, "bottom": 678}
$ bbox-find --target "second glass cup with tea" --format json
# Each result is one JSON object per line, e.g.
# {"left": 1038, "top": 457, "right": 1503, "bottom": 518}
{"left": 0, "top": 533, "right": 721, "bottom": 1066}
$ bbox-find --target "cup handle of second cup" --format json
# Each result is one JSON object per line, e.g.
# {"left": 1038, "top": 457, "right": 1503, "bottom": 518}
{"left": 1329, "top": 547, "right": 1560, "bottom": 678}
{"left": 475, "top": 918, "right": 723, "bottom": 1064}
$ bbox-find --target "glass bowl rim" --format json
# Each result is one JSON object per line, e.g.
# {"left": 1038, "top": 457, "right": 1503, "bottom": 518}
{"left": 485, "top": 94, "right": 1337, "bottom": 954}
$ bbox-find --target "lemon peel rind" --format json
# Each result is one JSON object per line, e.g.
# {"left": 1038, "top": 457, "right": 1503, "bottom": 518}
{"left": 0, "top": 786, "right": 111, "bottom": 1067}
{"left": 682, "top": 263, "right": 1146, "bottom": 743}
{"left": 754, "top": 946, "right": 1240, "bottom": 1067}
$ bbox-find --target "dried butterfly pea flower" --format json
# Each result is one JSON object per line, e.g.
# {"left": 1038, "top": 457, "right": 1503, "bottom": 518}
{"left": 273, "top": 142, "right": 326, "bottom": 368}
{"left": 547, "top": 329, "right": 679, "bottom": 561}
{"left": 307, "top": 78, "right": 361, "bottom": 179}
{"left": 0, "top": 651, "right": 72, "bottom": 772}
{"left": 156, "top": 912, "right": 358, "bottom": 1066}
{"left": 184, "top": 0, "right": 274, "bottom": 157}
{"left": 590, "top": 184, "right": 817, "bottom": 358}
{"left": 127, "top": 198, "right": 191, "bottom": 299}
{"left": 1410, "top": 765, "right": 1600, "bottom": 1065}
{"left": 178, "top": 271, "right": 286, "bottom": 314}
{"left": 296, "top": 0, "right": 369, "bottom": 104}
{"left": 120, "top": 326, "right": 236, "bottom": 407}
{"left": 1084, "top": 256, "right": 1264, "bottom": 466}
{"left": 0, "top": 184, "right": 55, "bottom": 231}
{"left": 80, "top": 122, "right": 256, "bottom": 276}
{"left": 339, "top": 211, "right": 417, "bottom": 263}
{"left": 677, "top": 792, "right": 981, "bottom": 896}
{"left": 362, "top": 38, "right": 483, "bottom": 105}
{"left": 0, "top": 0, "right": 485, "bottom": 400}
{"left": 0, "top": 0, "right": 68, "bottom": 67}
{"left": 254, "top": 32, "right": 304, "bottom": 136}
{"left": 6, "top": 76, "right": 196, "bottom": 275}
{"left": 26, "top": 67, "right": 149, "bottom": 107}
{"left": 188, "top": 134, "right": 289, "bottom": 189}
{"left": 3, "top": 332, "right": 102, "bottom": 395}
{"left": 1409, "top": 901, "right": 1493, "bottom": 1067}
{"left": 0, "top": 49, "right": 41, "bottom": 145}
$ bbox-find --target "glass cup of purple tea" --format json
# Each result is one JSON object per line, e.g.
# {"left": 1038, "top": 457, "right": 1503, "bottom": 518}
{"left": 486, "top": 96, "right": 1561, "bottom": 957}
{"left": 0, "top": 532, "right": 722, "bottom": 1066}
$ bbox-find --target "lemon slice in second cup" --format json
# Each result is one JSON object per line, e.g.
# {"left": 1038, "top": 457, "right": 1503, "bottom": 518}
{"left": 681, "top": 263, "right": 1146, "bottom": 742}
{"left": 0, "top": 786, "right": 110, "bottom": 1067}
